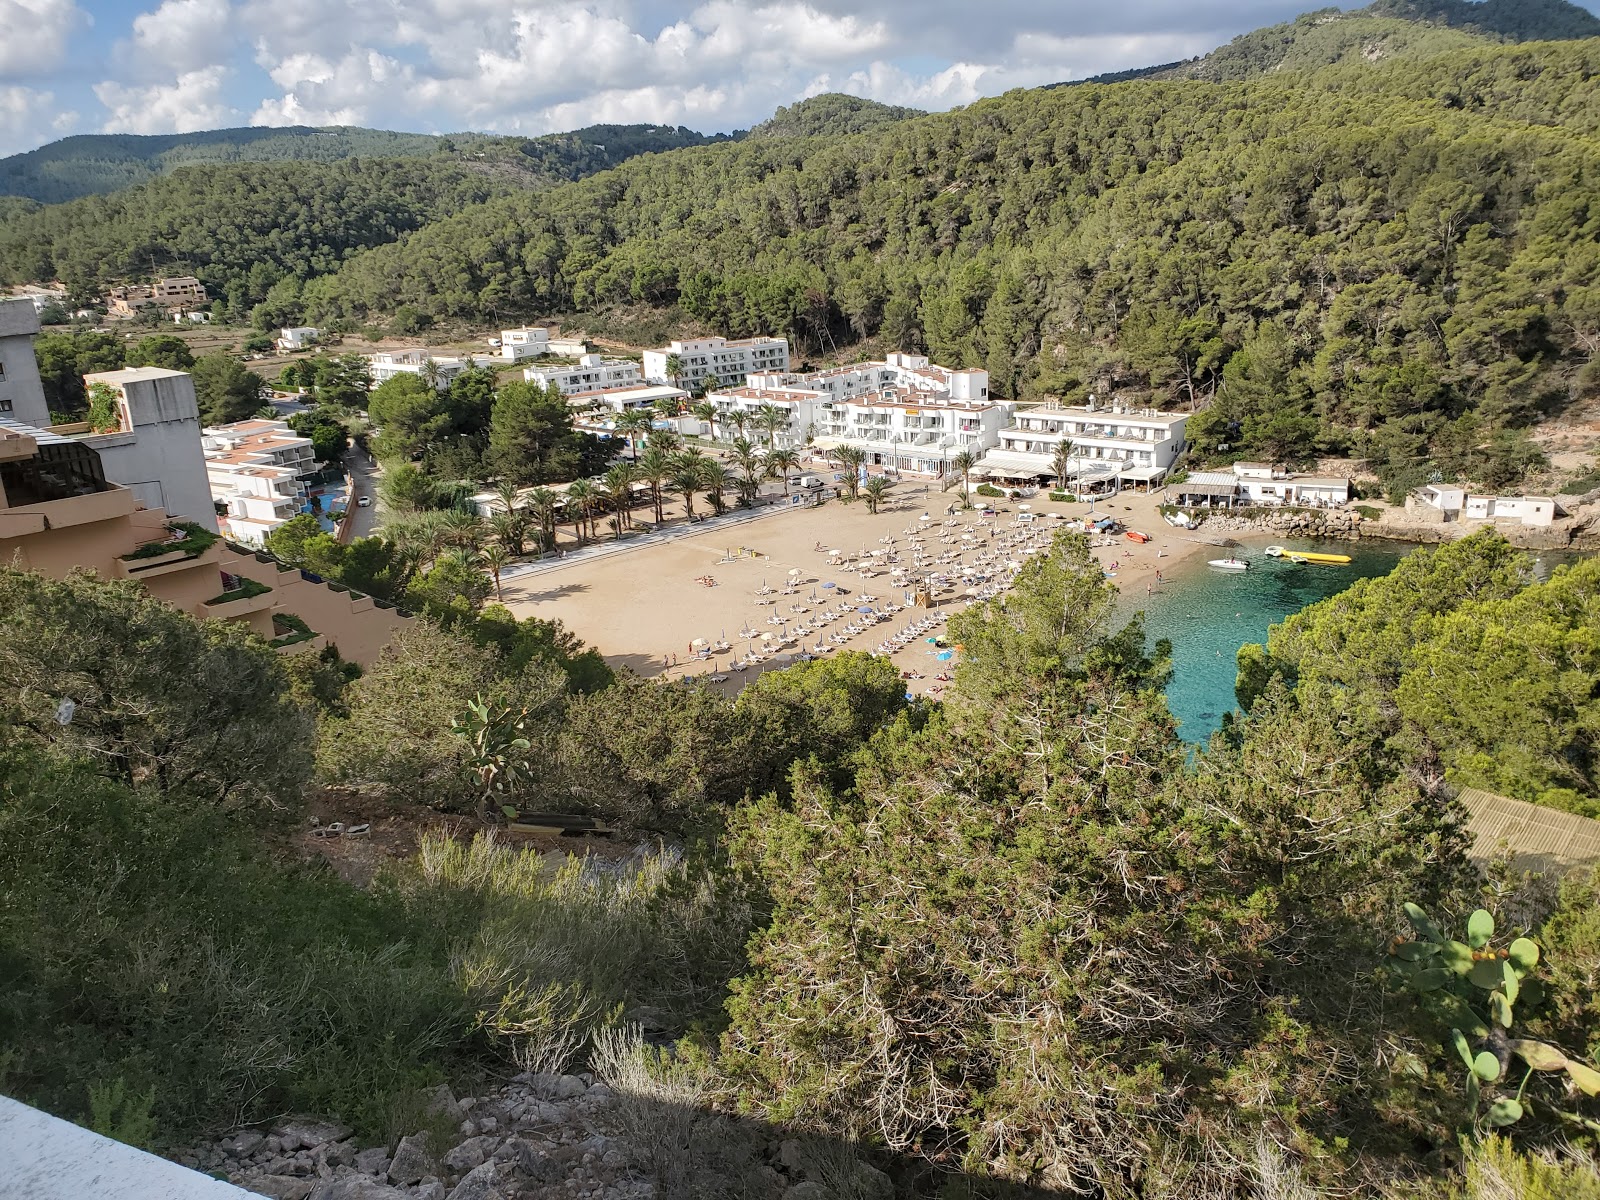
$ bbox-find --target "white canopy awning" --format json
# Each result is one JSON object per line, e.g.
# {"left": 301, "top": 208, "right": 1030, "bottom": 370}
{"left": 975, "top": 449, "right": 1053, "bottom": 477}
{"left": 1119, "top": 464, "right": 1166, "bottom": 482}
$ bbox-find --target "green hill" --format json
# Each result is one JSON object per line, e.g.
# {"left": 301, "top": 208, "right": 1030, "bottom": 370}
{"left": 749, "top": 94, "right": 925, "bottom": 139}
{"left": 0, "top": 122, "right": 732, "bottom": 204}
{"left": 288, "top": 37, "right": 1600, "bottom": 498}
{"left": 1090, "top": 0, "right": 1600, "bottom": 83}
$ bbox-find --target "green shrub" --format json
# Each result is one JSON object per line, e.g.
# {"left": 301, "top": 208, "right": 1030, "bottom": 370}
{"left": 975, "top": 483, "right": 1004, "bottom": 498}
{"left": 204, "top": 576, "right": 271, "bottom": 605}
{"left": 122, "top": 521, "right": 220, "bottom": 561}
{"left": 1355, "top": 504, "right": 1382, "bottom": 521}
{"left": 1048, "top": 491, "right": 1073, "bottom": 503}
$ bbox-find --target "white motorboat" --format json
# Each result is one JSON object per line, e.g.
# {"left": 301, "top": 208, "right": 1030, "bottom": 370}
{"left": 1208, "top": 557, "right": 1249, "bottom": 570}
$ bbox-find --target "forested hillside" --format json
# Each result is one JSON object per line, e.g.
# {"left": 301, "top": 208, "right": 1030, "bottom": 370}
{"left": 1126, "top": 0, "right": 1600, "bottom": 82}
{"left": 0, "top": 122, "right": 729, "bottom": 204}
{"left": 265, "top": 37, "right": 1600, "bottom": 494}
{"left": 749, "top": 94, "right": 924, "bottom": 138}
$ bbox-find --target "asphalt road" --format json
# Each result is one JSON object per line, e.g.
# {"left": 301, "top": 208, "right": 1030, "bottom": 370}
{"left": 342, "top": 452, "right": 380, "bottom": 542}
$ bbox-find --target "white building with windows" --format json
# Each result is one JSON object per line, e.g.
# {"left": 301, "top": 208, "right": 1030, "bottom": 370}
{"left": 367, "top": 349, "right": 492, "bottom": 390}
{"left": 976, "top": 400, "right": 1189, "bottom": 491}
{"left": 523, "top": 354, "right": 643, "bottom": 395}
{"left": 809, "top": 393, "right": 1013, "bottom": 476}
{"left": 76, "top": 366, "right": 218, "bottom": 531}
{"left": 498, "top": 327, "right": 589, "bottom": 361}
{"left": 643, "top": 336, "right": 789, "bottom": 388}
{"left": 202, "top": 419, "right": 316, "bottom": 546}
{"left": 566, "top": 384, "right": 687, "bottom": 415}
{"left": 276, "top": 326, "right": 319, "bottom": 352}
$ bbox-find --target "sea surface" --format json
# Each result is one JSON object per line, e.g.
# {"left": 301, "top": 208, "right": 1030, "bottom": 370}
{"left": 1123, "top": 536, "right": 1416, "bottom": 743}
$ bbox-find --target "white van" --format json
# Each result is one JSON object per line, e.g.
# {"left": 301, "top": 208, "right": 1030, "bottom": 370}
{"left": 793, "top": 475, "right": 824, "bottom": 490}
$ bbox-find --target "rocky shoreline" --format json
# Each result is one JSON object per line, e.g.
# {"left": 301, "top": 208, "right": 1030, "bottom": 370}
{"left": 1186, "top": 505, "right": 1599, "bottom": 551}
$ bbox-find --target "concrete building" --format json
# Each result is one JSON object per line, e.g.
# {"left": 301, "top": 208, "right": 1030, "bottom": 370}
{"left": 497, "top": 327, "right": 590, "bottom": 361}
{"left": 0, "top": 415, "right": 409, "bottom": 665}
{"left": 567, "top": 383, "right": 687, "bottom": 415}
{"left": 367, "top": 349, "right": 492, "bottom": 390}
{"left": 0, "top": 298, "right": 53, "bottom": 426}
{"left": 809, "top": 393, "right": 1013, "bottom": 476}
{"left": 203, "top": 419, "right": 317, "bottom": 547}
{"left": 975, "top": 400, "right": 1189, "bottom": 492}
{"left": 107, "top": 276, "right": 207, "bottom": 317}
{"left": 1172, "top": 463, "right": 1353, "bottom": 509}
{"left": 71, "top": 367, "right": 217, "bottom": 532}
{"left": 643, "top": 336, "right": 788, "bottom": 388}
{"left": 524, "top": 354, "right": 644, "bottom": 395}
{"left": 1412, "top": 485, "right": 1562, "bottom": 528}
{"left": 276, "top": 326, "right": 319, "bottom": 352}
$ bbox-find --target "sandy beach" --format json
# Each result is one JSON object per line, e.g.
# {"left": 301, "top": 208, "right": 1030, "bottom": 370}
{"left": 500, "top": 482, "right": 1221, "bottom": 696}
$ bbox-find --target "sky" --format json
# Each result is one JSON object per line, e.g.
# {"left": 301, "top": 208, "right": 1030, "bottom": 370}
{"left": 0, "top": 0, "right": 1596, "bottom": 158}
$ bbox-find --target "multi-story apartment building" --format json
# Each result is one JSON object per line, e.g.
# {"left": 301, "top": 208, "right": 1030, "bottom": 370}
{"left": 976, "top": 400, "right": 1189, "bottom": 490}
{"left": 523, "top": 354, "right": 643, "bottom": 395}
{"left": 367, "top": 349, "right": 492, "bottom": 389}
{"left": 704, "top": 354, "right": 1006, "bottom": 474}
{"left": 642, "top": 336, "right": 789, "bottom": 388}
{"left": 0, "top": 298, "right": 53, "bottom": 425}
{"left": 203, "top": 419, "right": 317, "bottom": 547}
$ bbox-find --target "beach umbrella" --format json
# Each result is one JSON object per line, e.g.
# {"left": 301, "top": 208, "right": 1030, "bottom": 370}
{"left": 822, "top": 581, "right": 836, "bottom": 589}
{"left": 937, "top": 651, "right": 954, "bottom": 661}
{"left": 691, "top": 637, "right": 709, "bottom": 649}
{"left": 788, "top": 567, "right": 801, "bottom": 576}
{"left": 857, "top": 605, "right": 875, "bottom": 613}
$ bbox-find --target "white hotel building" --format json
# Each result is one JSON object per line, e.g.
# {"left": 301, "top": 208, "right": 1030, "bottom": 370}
{"left": 523, "top": 354, "right": 644, "bottom": 396}
{"left": 975, "top": 400, "right": 1190, "bottom": 492}
{"left": 202, "top": 418, "right": 317, "bottom": 546}
{"left": 498, "top": 327, "right": 590, "bottom": 361}
{"left": 367, "top": 349, "right": 493, "bottom": 390}
{"left": 643, "top": 336, "right": 789, "bottom": 388}
{"left": 707, "top": 354, "right": 1010, "bottom": 476}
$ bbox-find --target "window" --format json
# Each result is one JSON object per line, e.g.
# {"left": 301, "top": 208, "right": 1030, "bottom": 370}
{"left": 0, "top": 398, "right": 11, "bottom": 413}
{"left": 0, "top": 361, "right": 6, "bottom": 380}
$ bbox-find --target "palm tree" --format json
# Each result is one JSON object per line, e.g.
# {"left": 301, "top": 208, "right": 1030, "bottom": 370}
{"left": 615, "top": 410, "right": 653, "bottom": 461}
{"left": 664, "top": 352, "right": 684, "bottom": 390}
{"left": 766, "top": 448, "right": 800, "bottom": 494}
{"left": 862, "top": 476, "right": 889, "bottom": 514}
{"left": 526, "top": 489, "right": 559, "bottom": 552}
{"left": 602, "top": 463, "right": 637, "bottom": 538}
{"left": 648, "top": 427, "right": 682, "bottom": 455}
{"left": 727, "top": 408, "right": 751, "bottom": 440}
{"left": 566, "top": 478, "right": 597, "bottom": 543}
{"left": 729, "top": 436, "right": 764, "bottom": 506}
{"left": 830, "top": 445, "right": 866, "bottom": 500}
{"left": 637, "top": 447, "right": 671, "bottom": 525}
{"left": 493, "top": 480, "right": 521, "bottom": 515}
{"left": 947, "top": 449, "right": 976, "bottom": 502}
{"left": 489, "top": 511, "right": 527, "bottom": 557}
{"left": 690, "top": 400, "right": 716, "bottom": 429}
{"left": 441, "top": 508, "right": 487, "bottom": 553}
{"left": 480, "top": 544, "right": 510, "bottom": 602}
{"left": 670, "top": 451, "right": 706, "bottom": 520}
{"left": 700, "top": 461, "right": 734, "bottom": 515}
{"left": 1051, "top": 441, "right": 1073, "bottom": 491}
{"left": 754, "top": 404, "right": 789, "bottom": 448}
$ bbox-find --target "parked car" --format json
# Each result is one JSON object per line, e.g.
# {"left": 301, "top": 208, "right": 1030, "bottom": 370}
{"left": 356, "top": 496, "right": 372, "bottom": 508}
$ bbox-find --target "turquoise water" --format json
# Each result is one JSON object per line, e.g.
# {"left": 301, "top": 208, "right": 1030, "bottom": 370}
{"left": 1124, "top": 537, "right": 1416, "bottom": 742}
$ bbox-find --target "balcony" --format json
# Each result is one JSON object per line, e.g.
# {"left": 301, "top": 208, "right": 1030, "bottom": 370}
{"left": 203, "top": 575, "right": 276, "bottom": 618}
{"left": 116, "top": 520, "right": 223, "bottom": 579}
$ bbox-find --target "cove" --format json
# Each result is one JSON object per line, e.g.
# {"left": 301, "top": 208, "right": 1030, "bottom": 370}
{"left": 1123, "top": 536, "right": 1416, "bottom": 743}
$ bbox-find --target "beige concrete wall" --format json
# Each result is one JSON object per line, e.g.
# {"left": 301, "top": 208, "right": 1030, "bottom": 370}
{"left": 217, "top": 547, "right": 412, "bottom": 666}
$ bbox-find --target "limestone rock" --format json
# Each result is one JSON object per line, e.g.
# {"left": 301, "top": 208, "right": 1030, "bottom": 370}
{"left": 353, "top": 1148, "right": 389, "bottom": 1176}
{"left": 413, "top": 1183, "right": 446, "bottom": 1200}
{"left": 440, "top": 1137, "right": 487, "bottom": 1174}
{"left": 444, "top": 1161, "right": 503, "bottom": 1200}
{"left": 307, "top": 1179, "right": 412, "bottom": 1200}
{"left": 426, "top": 1085, "right": 466, "bottom": 1125}
{"left": 386, "top": 1133, "right": 434, "bottom": 1186}
{"left": 253, "top": 1176, "right": 316, "bottom": 1200}
{"left": 227, "top": 1130, "right": 267, "bottom": 1158}
{"left": 274, "top": 1120, "right": 353, "bottom": 1153}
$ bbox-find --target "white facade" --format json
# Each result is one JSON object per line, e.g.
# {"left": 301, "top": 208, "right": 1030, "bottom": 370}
{"left": 1415, "top": 486, "right": 1560, "bottom": 528}
{"left": 524, "top": 354, "right": 643, "bottom": 395}
{"left": 1174, "top": 463, "right": 1352, "bottom": 508}
{"left": 567, "top": 384, "right": 687, "bottom": 415}
{"left": 810, "top": 394, "right": 1013, "bottom": 476}
{"left": 0, "top": 298, "right": 53, "bottom": 426}
{"left": 977, "top": 400, "right": 1189, "bottom": 487}
{"left": 77, "top": 367, "right": 218, "bottom": 531}
{"left": 202, "top": 419, "right": 317, "bottom": 547}
{"left": 367, "top": 349, "right": 492, "bottom": 390}
{"left": 276, "top": 326, "right": 319, "bottom": 352}
{"left": 643, "top": 336, "right": 789, "bottom": 387}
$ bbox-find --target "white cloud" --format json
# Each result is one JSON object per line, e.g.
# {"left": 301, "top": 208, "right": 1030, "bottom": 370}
{"left": 0, "top": 85, "right": 63, "bottom": 156}
{"left": 95, "top": 67, "right": 239, "bottom": 134}
{"left": 0, "top": 0, "right": 84, "bottom": 77}
{"left": 121, "top": 0, "right": 237, "bottom": 78}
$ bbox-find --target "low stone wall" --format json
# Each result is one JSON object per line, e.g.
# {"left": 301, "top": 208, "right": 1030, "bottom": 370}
{"left": 1188, "top": 506, "right": 1599, "bottom": 551}
{"left": 1186, "top": 506, "right": 1367, "bottom": 541}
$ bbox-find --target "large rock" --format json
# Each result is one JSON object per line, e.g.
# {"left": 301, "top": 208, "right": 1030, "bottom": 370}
{"left": 274, "top": 1120, "right": 353, "bottom": 1153}
{"left": 425, "top": 1085, "right": 466, "bottom": 1125}
{"left": 226, "top": 1130, "right": 266, "bottom": 1158}
{"left": 413, "top": 1183, "right": 446, "bottom": 1200}
{"left": 386, "top": 1133, "right": 434, "bottom": 1185}
{"left": 352, "top": 1147, "right": 389, "bottom": 1176}
{"left": 307, "top": 1179, "right": 412, "bottom": 1200}
{"left": 441, "top": 1137, "right": 488, "bottom": 1174}
{"left": 444, "top": 1161, "right": 504, "bottom": 1200}
{"left": 252, "top": 1177, "right": 315, "bottom": 1200}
